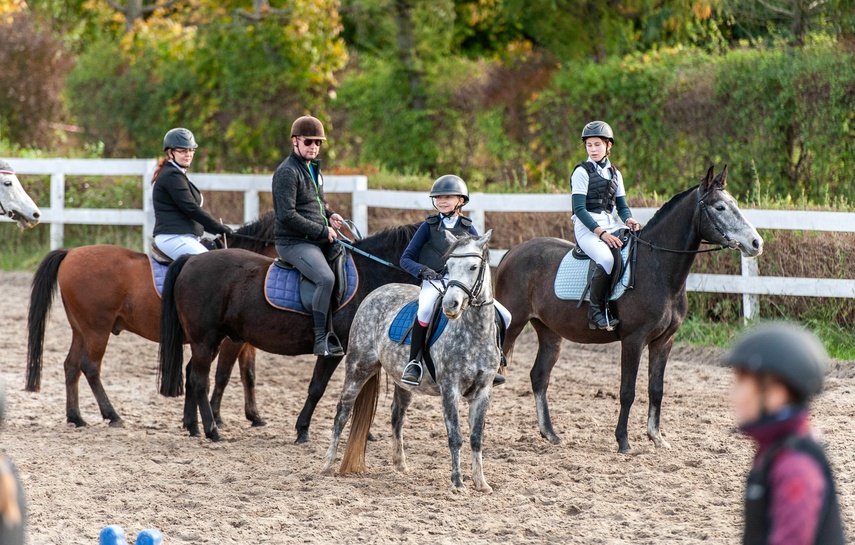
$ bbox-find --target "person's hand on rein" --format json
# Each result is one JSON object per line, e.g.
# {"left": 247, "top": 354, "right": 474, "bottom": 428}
{"left": 625, "top": 218, "right": 641, "bottom": 231}
{"left": 329, "top": 213, "right": 344, "bottom": 230}
{"left": 327, "top": 226, "right": 338, "bottom": 242}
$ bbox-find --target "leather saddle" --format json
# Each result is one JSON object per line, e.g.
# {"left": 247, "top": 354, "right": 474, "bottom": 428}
{"left": 150, "top": 238, "right": 221, "bottom": 265}
{"left": 273, "top": 247, "right": 348, "bottom": 313}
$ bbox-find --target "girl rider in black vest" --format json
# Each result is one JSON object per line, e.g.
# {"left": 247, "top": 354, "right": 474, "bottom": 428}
{"left": 272, "top": 116, "right": 346, "bottom": 357}
{"left": 571, "top": 121, "right": 640, "bottom": 330}
{"left": 399, "top": 175, "right": 512, "bottom": 386}
{"left": 725, "top": 324, "right": 844, "bottom": 545}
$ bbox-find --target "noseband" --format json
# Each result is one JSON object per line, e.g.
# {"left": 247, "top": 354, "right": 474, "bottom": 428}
{"left": 443, "top": 250, "right": 492, "bottom": 308}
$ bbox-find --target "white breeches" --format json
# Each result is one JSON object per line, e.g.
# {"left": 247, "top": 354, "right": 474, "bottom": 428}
{"left": 154, "top": 234, "right": 208, "bottom": 260}
{"left": 417, "top": 278, "right": 512, "bottom": 328}
{"left": 573, "top": 214, "right": 619, "bottom": 274}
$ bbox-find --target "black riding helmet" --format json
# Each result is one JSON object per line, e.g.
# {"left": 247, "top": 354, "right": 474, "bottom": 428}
{"left": 430, "top": 175, "right": 469, "bottom": 205}
{"left": 581, "top": 121, "right": 614, "bottom": 144}
{"left": 163, "top": 128, "right": 198, "bottom": 151}
{"left": 724, "top": 323, "right": 828, "bottom": 403}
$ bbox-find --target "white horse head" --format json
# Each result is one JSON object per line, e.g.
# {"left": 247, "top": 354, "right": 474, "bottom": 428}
{"left": 0, "top": 160, "right": 41, "bottom": 229}
{"left": 441, "top": 230, "right": 493, "bottom": 320}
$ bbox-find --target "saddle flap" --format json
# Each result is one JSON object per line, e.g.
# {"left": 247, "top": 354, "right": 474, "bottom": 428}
{"left": 150, "top": 242, "right": 173, "bottom": 265}
{"left": 274, "top": 258, "right": 295, "bottom": 270}
{"left": 265, "top": 252, "right": 358, "bottom": 315}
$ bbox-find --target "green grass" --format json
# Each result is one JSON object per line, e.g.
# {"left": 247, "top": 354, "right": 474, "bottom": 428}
{"left": 675, "top": 316, "right": 855, "bottom": 361}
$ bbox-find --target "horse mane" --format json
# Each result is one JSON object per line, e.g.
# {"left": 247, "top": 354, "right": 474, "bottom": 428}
{"left": 230, "top": 211, "right": 276, "bottom": 253}
{"left": 442, "top": 234, "right": 489, "bottom": 260}
{"left": 641, "top": 185, "right": 698, "bottom": 232}
{"left": 355, "top": 223, "right": 419, "bottom": 252}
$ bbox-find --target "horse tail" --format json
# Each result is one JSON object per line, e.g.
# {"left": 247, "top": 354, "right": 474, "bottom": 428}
{"left": 26, "top": 249, "right": 69, "bottom": 392}
{"left": 339, "top": 371, "right": 380, "bottom": 475}
{"left": 158, "top": 254, "right": 192, "bottom": 397}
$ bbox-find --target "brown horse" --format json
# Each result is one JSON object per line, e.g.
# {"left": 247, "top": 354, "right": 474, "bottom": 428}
{"left": 25, "top": 213, "right": 277, "bottom": 428}
{"left": 495, "top": 167, "right": 763, "bottom": 453}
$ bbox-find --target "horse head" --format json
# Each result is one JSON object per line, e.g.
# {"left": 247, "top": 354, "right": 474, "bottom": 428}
{"left": 0, "top": 160, "right": 41, "bottom": 229}
{"left": 441, "top": 230, "right": 493, "bottom": 320}
{"left": 696, "top": 165, "right": 763, "bottom": 257}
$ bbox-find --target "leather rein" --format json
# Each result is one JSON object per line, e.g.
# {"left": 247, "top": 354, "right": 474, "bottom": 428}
{"left": 442, "top": 249, "right": 493, "bottom": 308}
{"left": 629, "top": 187, "right": 735, "bottom": 255}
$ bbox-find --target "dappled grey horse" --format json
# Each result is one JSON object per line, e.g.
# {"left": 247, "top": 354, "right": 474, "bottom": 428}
{"left": 0, "top": 160, "right": 40, "bottom": 229}
{"left": 322, "top": 231, "right": 499, "bottom": 493}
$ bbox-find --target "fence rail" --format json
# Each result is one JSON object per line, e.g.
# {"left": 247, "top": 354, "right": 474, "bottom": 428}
{"left": 3, "top": 158, "right": 854, "bottom": 322}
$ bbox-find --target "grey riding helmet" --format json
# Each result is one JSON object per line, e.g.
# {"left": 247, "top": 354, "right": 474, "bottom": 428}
{"left": 723, "top": 323, "right": 828, "bottom": 403}
{"left": 163, "top": 128, "right": 198, "bottom": 151}
{"left": 430, "top": 175, "right": 469, "bottom": 205}
{"left": 581, "top": 121, "right": 614, "bottom": 143}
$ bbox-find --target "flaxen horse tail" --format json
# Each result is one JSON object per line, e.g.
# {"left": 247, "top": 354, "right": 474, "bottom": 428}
{"left": 339, "top": 371, "right": 380, "bottom": 474}
{"left": 26, "top": 249, "right": 69, "bottom": 392}
{"left": 158, "top": 254, "right": 192, "bottom": 398}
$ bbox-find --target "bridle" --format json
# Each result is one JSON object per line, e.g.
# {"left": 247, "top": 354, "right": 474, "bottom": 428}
{"left": 630, "top": 185, "right": 737, "bottom": 255}
{"left": 0, "top": 170, "right": 15, "bottom": 217}
{"left": 443, "top": 248, "right": 492, "bottom": 308}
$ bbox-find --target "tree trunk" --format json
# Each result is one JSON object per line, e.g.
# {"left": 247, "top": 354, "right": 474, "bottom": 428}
{"left": 392, "top": 0, "right": 426, "bottom": 110}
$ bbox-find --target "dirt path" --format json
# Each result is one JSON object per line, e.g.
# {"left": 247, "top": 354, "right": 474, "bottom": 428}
{"left": 0, "top": 271, "right": 852, "bottom": 544}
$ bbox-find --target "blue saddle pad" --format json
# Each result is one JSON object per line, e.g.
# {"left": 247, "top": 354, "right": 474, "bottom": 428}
{"left": 554, "top": 245, "right": 632, "bottom": 301}
{"left": 149, "top": 256, "right": 169, "bottom": 298}
{"left": 264, "top": 253, "right": 358, "bottom": 315}
{"left": 388, "top": 301, "right": 448, "bottom": 347}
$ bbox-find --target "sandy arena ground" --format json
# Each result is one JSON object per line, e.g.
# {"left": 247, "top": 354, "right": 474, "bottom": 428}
{"left": 0, "top": 271, "right": 852, "bottom": 544}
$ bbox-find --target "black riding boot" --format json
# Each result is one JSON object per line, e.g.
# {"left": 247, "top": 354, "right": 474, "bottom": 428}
{"left": 312, "top": 311, "right": 344, "bottom": 357}
{"left": 588, "top": 266, "right": 619, "bottom": 330}
{"left": 401, "top": 322, "right": 428, "bottom": 386}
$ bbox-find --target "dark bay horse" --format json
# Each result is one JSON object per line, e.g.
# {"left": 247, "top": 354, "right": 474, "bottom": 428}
{"left": 26, "top": 214, "right": 278, "bottom": 428}
{"left": 495, "top": 166, "right": 763, "bottom": 453}
{"left": 158, "top": 224, "right": 419, "bottom": 442}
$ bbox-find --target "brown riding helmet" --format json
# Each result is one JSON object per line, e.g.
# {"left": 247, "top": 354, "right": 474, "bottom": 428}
{"left": 291, "top": 116, "right": 327, "bottom": 140}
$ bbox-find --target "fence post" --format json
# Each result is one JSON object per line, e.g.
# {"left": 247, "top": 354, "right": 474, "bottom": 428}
{"left": 244, "top": 190, "right": 260, "bottom": 224}
{"left": 352, "top": 175, "right": 369, "bottom": 236}
{"left": 142, "top": 159, "right": 157, "bottom": 253}
{"left": 741, "top": 255, "right": 759, "bottom": 325}
{"left": 469, "top": 192, "right": 486, "bottom": 235}
{"left": 49, "top": 171, "right": 65, "bottom": 250}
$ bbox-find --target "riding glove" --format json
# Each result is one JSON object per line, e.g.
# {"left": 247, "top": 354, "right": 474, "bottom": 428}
{"left": 419, "top": 266, "right": 440, "bottom": 281}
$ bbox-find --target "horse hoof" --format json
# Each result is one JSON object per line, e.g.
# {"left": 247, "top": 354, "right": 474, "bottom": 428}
{"left": 321, "top": 463, "right": 336, "bottom": 476}
{"left": 108, "top": 419, "right": 124, "bottom": 428}
{"left": 367, "top": 432, "right": 378, "bottom": 442}
{"left": 618, "top": 444, "right": 632, "bottom": 454}
{"left": 68, "top": 418, "right": 87, "bottom": 428}
{"left": 215, "top": 418, "right": 225, "bottom": 428}
{"left": 251, "top": 419, "right": 267, "bottom": 428}
{"left": 207, "top": 429, "right": 221, "bottom": 442}
{"left": 652, "top": 438, "right": 672, "bottom": 449}
{"left": 475, "top": 484, "right": 493, "bottom": 494}
{"left": 540, "top": 431, "right": 563, "bottom": 445}
{"left": 294, "top": 430, "right": 310, "bottom": 444}
{"left": 451, "top": 483, "right": 468, "bottom": 495}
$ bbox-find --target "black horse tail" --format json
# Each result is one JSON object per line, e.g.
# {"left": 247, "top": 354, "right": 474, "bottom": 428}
{"left": 26, "top": 249, "right": 69, "bottom": 393}
{"left": 158, "top": 254, "right": 192, "bottom": 397}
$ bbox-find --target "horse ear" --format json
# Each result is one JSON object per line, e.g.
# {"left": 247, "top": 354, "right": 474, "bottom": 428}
{"left": 443, "top": 230, "right": 458, "bottom": 245}
{"left": 476, "top": 229, "right": 493, "bottom": 248}
{"left": 700, "top": 165, "right": 715, "bottom": 193}
{"left": 714, "top": 164, "right": 728, "bottom": 189}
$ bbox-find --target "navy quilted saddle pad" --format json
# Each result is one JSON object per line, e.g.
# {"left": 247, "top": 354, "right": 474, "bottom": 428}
{"left": 388, "top": 300, "right": 448, "bottom": 347}
{"left": 149, "top": 256, "right": 169, "bottom": 298}
{"left": 265, "top": 253, "right": 358, "bottom": 315}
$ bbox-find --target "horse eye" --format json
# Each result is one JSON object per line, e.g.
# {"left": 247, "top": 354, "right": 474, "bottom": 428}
{"left": 715, "top": 204, "right": 726, "bottom": 211}
{"left": 469, "top": 265, "right": 477, "bottom": 271}
{"left": 3, "top": 181, "right": 11, "bottom": 187}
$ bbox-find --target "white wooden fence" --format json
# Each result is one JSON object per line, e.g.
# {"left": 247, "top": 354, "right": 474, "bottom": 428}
{"left": 3, "top": 158, "right": 854, "bottom": 322}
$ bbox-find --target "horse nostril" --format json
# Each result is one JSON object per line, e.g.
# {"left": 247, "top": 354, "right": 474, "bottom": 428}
{"left": 752, "top": 238, "right": 761, "bottom": 249}
{"left": 32, "top": 211, "right": 40, "bottom": 219}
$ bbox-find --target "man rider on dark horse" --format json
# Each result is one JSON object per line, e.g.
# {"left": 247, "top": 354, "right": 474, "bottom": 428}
{"left": 570, "top": 121, "right": 641, "bottom": 330}
{"left": 272, "top": 115, "right": 346, "bottom": 357}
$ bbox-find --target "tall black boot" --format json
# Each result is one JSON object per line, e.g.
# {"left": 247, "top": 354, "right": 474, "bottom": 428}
{"left": 401, "top": 322, "right": 428, "bottom": 386}
{"left": 588, "top": 266, "right": 619, "bottom": 330}
{"left": 312, "top": 311, "right": 344, "bottom": 357}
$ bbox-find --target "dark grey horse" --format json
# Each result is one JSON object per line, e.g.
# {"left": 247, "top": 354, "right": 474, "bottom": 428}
{"left": 495, "top": 166, "right": 763, "bottom": 453}
{"left": 322, "top": 232, "right": 498, "bottom": 493}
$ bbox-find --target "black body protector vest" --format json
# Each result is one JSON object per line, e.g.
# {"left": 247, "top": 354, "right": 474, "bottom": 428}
{"left": 417, "top": 214, "right": 473, "bottom": 273}
{"left": 743, "top": 435, "right": 845, "bottom": 545}
{"left": 577, "top": 162, "right": 619, "bottom": 214}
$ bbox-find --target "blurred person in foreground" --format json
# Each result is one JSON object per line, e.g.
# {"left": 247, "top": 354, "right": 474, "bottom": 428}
{"left": 0, "top": 383, "right": 25, "bottom": 545}
{"left": 726, "top": 323, "right": 844, "bottom": 545}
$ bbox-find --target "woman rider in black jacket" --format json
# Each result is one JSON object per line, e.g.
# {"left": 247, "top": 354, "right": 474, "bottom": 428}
{"left": 272, "top": 116, "right": 346, "bottom": 357}
{"left": 152, "top": 128, "right": 232, "bottom": 259}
